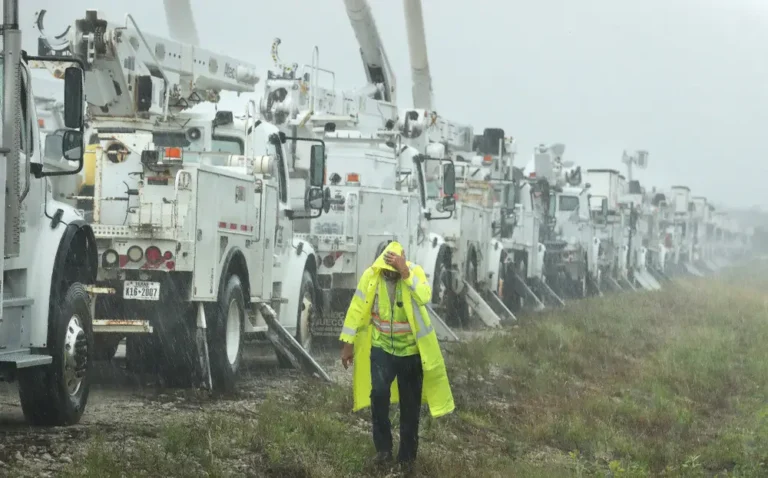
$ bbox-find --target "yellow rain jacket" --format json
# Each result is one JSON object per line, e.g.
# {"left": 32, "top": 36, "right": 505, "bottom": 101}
{"left": 339, "top": 241, "right": 455, "bottom": 418}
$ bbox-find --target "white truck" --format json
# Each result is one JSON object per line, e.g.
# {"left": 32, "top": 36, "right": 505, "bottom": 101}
{"left": 257, "top": 1, "right": 457, "bottom": 340}
{"left": 36, "top": 9, "right": 332, "bottom": 389}
{"left": 0, "top": 0, "right": 98, "bottom": 425}
{"left": 399, "top": 0, "right": 514, "bottom": 328}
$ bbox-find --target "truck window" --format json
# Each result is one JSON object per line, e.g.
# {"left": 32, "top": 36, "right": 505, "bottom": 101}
{"left": 559, "top": 195, "right": 579, "bottom": 212}
{"left": 211, "top": 136, "right": 244, "bottom": 154}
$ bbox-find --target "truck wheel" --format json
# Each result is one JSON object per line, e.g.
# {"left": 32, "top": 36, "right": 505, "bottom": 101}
{"left": 18, "top": 283, "right": 93, "bottom": 426}
{"left": 295, "top": 270, "right": 316, "bottom": 353}
{"left": 431, "top": 247, "right": 450, "bottom": 306}
{"left": 208, "top": 274, "right": 245, "bottom": 392}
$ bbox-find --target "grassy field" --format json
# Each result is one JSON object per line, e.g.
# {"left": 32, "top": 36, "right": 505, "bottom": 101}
{"left": 61, "top": 266, "right": 768, "bottom": 477}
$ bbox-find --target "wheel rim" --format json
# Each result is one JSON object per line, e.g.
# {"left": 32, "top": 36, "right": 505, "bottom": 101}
{"left": 225, "top": 299, "right": 241, "bottom": 366}
{"left": 299, "top": 290, "right": 314, "bottom": 352}
{"left": 63, "top": 315, "right": 87, "bottom": 396}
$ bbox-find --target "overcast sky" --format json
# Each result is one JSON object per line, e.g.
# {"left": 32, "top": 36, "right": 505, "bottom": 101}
{"left": 21, "top": 0, "right": 768, "bottom": 210}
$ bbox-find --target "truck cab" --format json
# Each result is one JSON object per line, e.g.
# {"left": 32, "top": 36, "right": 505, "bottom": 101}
{"left": 1, "top": 37, "right": 97, "bottom": 425}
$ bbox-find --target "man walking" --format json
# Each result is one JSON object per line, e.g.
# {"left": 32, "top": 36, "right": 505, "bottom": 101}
{"left": 339, "top": 241, "right": 454, "bottom": 473}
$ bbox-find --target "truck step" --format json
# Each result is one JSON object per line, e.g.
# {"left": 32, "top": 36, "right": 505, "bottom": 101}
{"left": 424, "top": 305, "right": 460, "bottom": 342}
{"left": 461, "top": 281, "right": 501, "bottom": 328}
{"left": 0, "top": 351, "right": 52, "bottom": 368}
{"left": 257, "top": 304, "right": 331, "bottom": 382}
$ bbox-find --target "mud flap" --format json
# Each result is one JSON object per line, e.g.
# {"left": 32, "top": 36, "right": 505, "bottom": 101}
{"left": 425, "top": 305, "right": 461, "bottom": 342}
{"left": 258, "top": 304, "right": 332, "bottom": 382}
{"left": 462, "top": 281, "right": 502, "bottom": 328}
{"left": 195, "top": 303, "right": 213, "bottom": 390}
{"left": 511, "top": 272, "right": 546, "bottom": 311}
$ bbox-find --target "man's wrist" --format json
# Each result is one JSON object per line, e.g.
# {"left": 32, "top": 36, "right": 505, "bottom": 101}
{"left": 400, "top": 267, "right": 410, "bottom": 279}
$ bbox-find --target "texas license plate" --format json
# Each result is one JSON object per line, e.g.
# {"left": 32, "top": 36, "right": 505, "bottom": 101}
{"left": 123, "top": 281, "right": 161, "bottom": 301}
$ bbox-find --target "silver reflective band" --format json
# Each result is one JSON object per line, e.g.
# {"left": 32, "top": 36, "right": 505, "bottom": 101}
{"left": 409, "top": 275, "right": 419, "bottom": 291}
{"left": 341, "top": 326, "right": 357, "bottom": 337}
{"left": 412, "top": 305, "right": 433, "bottom": 339}
{"left": 354, "top": 288, "right": 365, "bottom": 299}
{"left": 416, "top": 325, "right": 434, "bottom": 339}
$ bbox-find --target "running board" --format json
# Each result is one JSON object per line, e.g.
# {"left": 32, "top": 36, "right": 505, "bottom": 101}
{"left": 258, "top": 304, "right": 332, "bottom": 382}
{"left": 462, "top": 281, "right": 502, "bottom": 328}
{"left": 511, "top": 272, "right": 546, "bottom": 311}
{"left": 425, "top": 305, "right": 461, "bottom": 341}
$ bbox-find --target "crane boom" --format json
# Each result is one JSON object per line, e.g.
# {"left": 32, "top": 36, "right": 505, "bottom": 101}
{"left": 342, "top": 0, "right": 396, "bottom": 103}
{"left": 402, "top": 0, "right": 433, "bottom": 110}
{"left": 34, "top": 10, "right": 259, "bottom": 120}
{"left": 163, "top": 0, "right": 200, "bottom": 46}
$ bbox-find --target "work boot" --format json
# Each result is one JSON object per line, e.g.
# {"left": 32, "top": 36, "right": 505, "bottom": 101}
{"left": 397, "top": 460, "right": 416, "bottom": 477}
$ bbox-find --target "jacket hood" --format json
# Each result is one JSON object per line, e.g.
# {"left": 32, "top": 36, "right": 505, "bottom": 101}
{"left": 372, "top": 241, "right": 404, "bottom": 272}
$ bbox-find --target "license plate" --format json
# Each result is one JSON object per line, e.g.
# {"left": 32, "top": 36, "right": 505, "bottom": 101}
{"left": 123, "top": 281, "right": 161, "bottom": 301}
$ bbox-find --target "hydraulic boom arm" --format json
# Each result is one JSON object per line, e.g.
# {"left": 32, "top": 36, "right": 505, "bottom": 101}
{"left": 342, "top": 0, "right": 397, "bottom": 103}
{"left": 402, "top": 0, "right": 433, "bottom": 110}
{"left": 163, "top": 0, "right": 200, "bottom": 46}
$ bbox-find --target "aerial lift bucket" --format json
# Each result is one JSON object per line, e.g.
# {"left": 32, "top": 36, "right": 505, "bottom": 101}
{"left": 258, "top": 304, "right": 332, "bottom": 382}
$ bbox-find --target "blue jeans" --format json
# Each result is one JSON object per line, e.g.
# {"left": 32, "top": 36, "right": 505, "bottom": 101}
{"left": 370, "top": 346, "right": 423, "bottom": 463}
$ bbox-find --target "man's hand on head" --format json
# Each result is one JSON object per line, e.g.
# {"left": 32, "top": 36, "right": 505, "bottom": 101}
{"left": 385, "top": 250, "right": 410, "bottom": 279}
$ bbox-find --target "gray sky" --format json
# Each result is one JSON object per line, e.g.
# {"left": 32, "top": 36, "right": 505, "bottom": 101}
{"left": 22, "top": 0, "right": 768, "bottom": 209}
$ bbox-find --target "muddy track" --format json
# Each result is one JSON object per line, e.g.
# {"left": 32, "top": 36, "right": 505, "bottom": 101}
{"left": 0, "top": 342, "right": 350, "bottom": 477}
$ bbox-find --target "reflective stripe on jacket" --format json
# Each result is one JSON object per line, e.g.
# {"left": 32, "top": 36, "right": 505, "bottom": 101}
{"left": 339, "top": 241, "right": 455, "bottom": 418}
{"left": 370, "top": 279, "right": 418, "bottom": 356}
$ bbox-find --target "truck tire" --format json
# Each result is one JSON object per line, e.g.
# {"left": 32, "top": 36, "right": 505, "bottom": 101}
{"left": 431, "top": 247, "right": 450, "bottom": 306}
{"left": 18, "top": 283, "right": 93, "bottom": 426}
{"left": 295, "top": 270, "right": 316, "bottom": 353}
{"left": 208, "top": 274, "right": 245, "bottom": 392}
{"left": 277, "top": 270, "right": 317, "bottom": 368}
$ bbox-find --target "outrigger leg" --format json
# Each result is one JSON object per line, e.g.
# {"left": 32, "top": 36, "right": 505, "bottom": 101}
{"left": 258, "top": 304, "right": 332, "bottom": 382}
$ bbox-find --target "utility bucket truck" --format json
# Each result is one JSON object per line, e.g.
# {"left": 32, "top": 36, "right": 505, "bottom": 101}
{"left": 399, "top": 0, "right": 514, "bottom": 328}
{"left": 35, "top": 9, "right": 333, "bottom": 389}
{"left": 584, "top": 168, "right": 627, "bottom": 292}
{"left": 620, "top": 180, "right": 662, "bottom": 291}
{"left": 667, "top": 185, "right": 704, "bottom": 277}
{"left": 0, "top": 0, "right": 98, "bottom": 425}
{"left": 521, "top": 144, "right": 596, "bottom": 302}
{"left": 260, "top": 1, "right": 460, "bottom": 340}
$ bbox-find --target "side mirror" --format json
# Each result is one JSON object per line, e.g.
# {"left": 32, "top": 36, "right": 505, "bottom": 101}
{"left": 62, "top": 130, "right": 83, "bottom": 162}
{"left": 309, "top": 144, "right": 325, "bottom": 188}
{"left": 441, "top": 162, "right": 456, "bottom": 212}
{"left": 305, "top": 187, "right": 324, "bottom": 211}
{"left": 63, "top": 67, "right": 84, "bottom": 129}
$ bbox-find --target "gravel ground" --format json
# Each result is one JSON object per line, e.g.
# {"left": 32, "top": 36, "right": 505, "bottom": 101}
{"left": 0, "top": 340, "right": 352, "bottom": 477}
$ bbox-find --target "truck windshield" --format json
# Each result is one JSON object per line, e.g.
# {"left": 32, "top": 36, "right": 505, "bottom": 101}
{"left": 559, "top": 195, "right": 580, "bottom": 212}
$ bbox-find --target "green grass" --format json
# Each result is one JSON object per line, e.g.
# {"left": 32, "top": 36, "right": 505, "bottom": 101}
{"left": 60, "top": 265, "right": 768, "bottom": 477}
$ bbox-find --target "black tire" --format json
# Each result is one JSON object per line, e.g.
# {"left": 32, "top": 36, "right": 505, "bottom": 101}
{"left": 431, "top": 247, "right": 450, "bottom": 306}
{"left": 18, "top": 283, "right": 93, "bottom": 426}
{"left": 207, "top": 274, "right": 245, "bottom": 392}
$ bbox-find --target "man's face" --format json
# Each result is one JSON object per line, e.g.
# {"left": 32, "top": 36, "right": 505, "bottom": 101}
{"left": 382, "top": 269, "right": 400, "bottom": 282}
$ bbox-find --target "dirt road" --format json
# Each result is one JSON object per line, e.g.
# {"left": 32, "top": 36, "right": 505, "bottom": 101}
{"left": 0, "top": 342, "right": 349, "bottom": 477}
